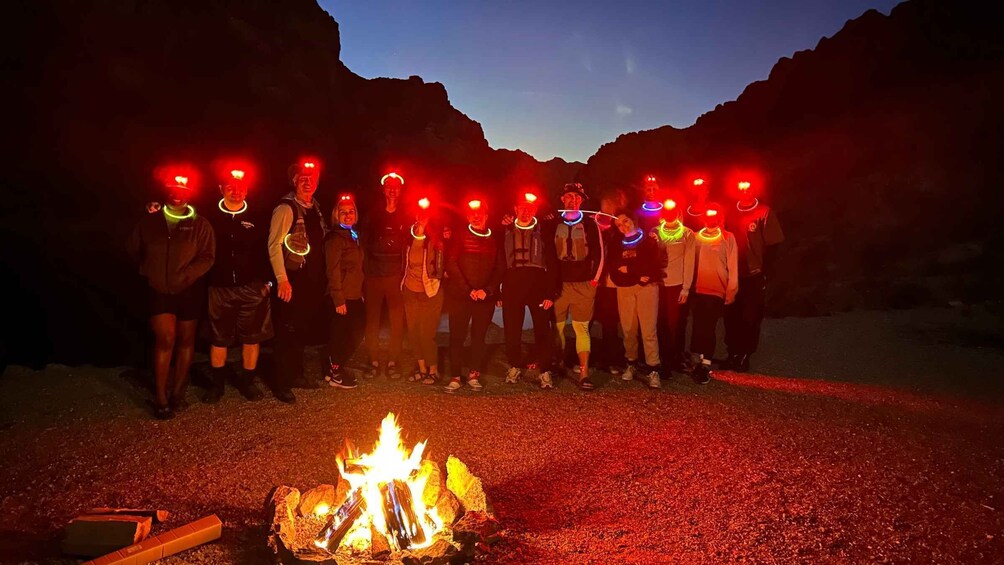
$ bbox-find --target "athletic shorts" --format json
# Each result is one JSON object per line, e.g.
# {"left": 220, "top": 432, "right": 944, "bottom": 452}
{"left": 149, "top": 284, "right": 204, "bottom": 322}
{"left": 207, "top": 282, "right": 274, "bottom": 347}
{"left": 554, "top": 281, "right": 597, "bottom": 323}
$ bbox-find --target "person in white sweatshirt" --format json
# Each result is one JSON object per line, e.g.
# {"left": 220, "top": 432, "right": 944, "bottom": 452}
{"left": 688, "top": 202, "right": 738, "bottom": 384}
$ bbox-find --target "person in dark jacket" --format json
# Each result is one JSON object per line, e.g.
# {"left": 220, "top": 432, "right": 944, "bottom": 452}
{"left": 444, "top": 198, "right": 505, "bottom": 392}
{"left": 724, "top": 180, "right": 784, "bottom": 373}
{"left": 127, "top": 172, "right": 215, "bottom": 419}
{"left": 501, "top": 191, "right": 560, "bottom": 389}
{"left": 607, "top": 213, "right": 662, "bottom": 389}
{"left": 592, "top": 190, "right": 626, "bottom": 375}
{"left": 266, "top": 159, "right": 329, "bottom": 402}
{"left": 362, "top": 172, "right": 407, "bottom": 380}
{"left": 324, "top": 193, "right": 363, "bottom": 390}
{"left": 401, "top": 196, "right": 445, "bottom": 385}
{"left": 203, "top": 167, "right": 271, "bottom": 404}
{"left": 634, "top": 174, "right": 665, "bottom": 233}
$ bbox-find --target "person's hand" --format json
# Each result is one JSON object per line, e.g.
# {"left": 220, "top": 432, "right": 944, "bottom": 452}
{"left": 589, "top": 279, "right": 598, "bottom": 288}
{"left": 618, "top": 266, "right": 628, "bottom": 274}
{"left": 470, "top": 289, "right": 480, "bottom": 301}
{"left": 541, "top": 299, "right": 553, "bottom": 310}
{"left": 475, "top": 289, "right": 488, "bottom": 301}
{"left": 502, "top": 214, "right": 514, "bottom": 225}
{"left": 678, "top": 290, "right": 689, "bottom": 304}
{"left": 335, "top": 304, "right": 347, "bottom": 315}
{"left": 278, "top": 280, "right": 293, "bottom": 302}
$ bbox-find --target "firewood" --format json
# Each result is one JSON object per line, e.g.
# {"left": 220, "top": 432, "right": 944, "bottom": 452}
{"left": 83, "top": 507, "right": 169, "bottom": 523}
{"left": 314, "top": 488, "right": 364, "bottom": 550}
{"left": 62, "top": 515, "right": 152, "bottom": 557}
{"left": 380, "top": 479, "right": 426, "bottom": 550}
{"left": 370, "top": 523, "right": 391, "bottom": 560}
{"left": 81, "top": 514, "right": 222, "bottom": 565}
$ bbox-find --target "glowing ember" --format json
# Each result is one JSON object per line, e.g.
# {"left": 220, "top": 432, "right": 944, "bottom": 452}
{"left": 315, "top": 413, "right": 443, "bottom": 553}
{"left": 313, "top": 503, "right": 330, "bottom": 517}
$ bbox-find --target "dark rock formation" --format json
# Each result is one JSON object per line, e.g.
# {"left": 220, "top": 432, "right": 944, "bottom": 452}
{"left": 2, "top": 0, "right": 579, "bottom": 366}
{"left": 578, "top": 0, "right": 1004, "bottom": 316}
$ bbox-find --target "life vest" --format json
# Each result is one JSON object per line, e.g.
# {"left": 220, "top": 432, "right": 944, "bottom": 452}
{"left": 554, "top": 221, "right": 589, "bottom": 262}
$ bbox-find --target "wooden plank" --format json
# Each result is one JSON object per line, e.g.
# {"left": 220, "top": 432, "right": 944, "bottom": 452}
{"left": 82, "top": 515, "right": 222, "bottom": 565}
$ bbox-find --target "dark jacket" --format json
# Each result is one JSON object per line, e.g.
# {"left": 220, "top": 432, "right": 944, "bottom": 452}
{"left": 606, "top": 231, "right": 659, "bottom": 288}
{"left": 127, "top": 207, "right": 215, "bottom": 294}
{"left": 325, "top": 226, "right": 364, "bottom": 307}
{"left": 206, "top": 202, "right": 269, "bottom": 287}
{"left": 502, "top": 220, "right": 560, "bottom": 300}
{"left": 363, "top": 206, "right": 407, "bottom": 278}
{"left": 446, "top": 225, "right": 505, "bottom": 299}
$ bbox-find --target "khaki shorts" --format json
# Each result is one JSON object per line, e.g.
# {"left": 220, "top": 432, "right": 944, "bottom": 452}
{"left": 554, "top": 281, "right": 597, "bottom": 323}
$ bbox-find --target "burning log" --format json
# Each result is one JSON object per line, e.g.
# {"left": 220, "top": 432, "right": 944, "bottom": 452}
{"left": 313, "top": 488, "right": 364, "bottom": 551}
{"left": 380, "top": 479, "right": 427, "bottom": 550}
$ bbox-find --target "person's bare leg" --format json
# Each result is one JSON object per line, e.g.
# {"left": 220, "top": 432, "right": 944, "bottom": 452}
{"left": 242, "top": 343, "right": 260, "bottom": 371}
{"left": 417, "top": 359, "right": 428, "bottom": 373}
{"left": 210, "top": 345, "right": 228, "bottom": 369}
{"left": 151, "top": 314, "right": 177, "bottom": 406}
{"left": 578, "top": 350, "right": 589, "bottom": 378}
{"left": 172, "top": 320, "right": 198, "bottom": 399}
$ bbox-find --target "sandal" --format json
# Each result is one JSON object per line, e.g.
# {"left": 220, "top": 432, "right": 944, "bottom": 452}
{"left": 577, "top": 375, "right": 596, "bottom": 391}
{"left": 409, "top": 369, "right": 427, "bottom": 383}
{"left": 422, "top": 373, "right": 439, "bottom": 385}
{"left": 386, "top": 362, "right": 402, "bottom": 380}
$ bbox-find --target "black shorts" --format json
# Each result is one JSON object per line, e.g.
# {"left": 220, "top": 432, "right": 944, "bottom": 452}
{"left": 207, "top": 282, "right": 274, "bottom": 347}
{"left": 150, "top": 284, "right": 204, "bottom": 322}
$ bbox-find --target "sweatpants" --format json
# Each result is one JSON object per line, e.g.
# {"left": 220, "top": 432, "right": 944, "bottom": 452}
{"left": 328, "top": 298, "right": 365, "bottom": 368}
{"left": 725, "top": 273, "right": 766, "bottom": 355}
{"left": 447, "top": 294, "right": 496, "bottom": 376}
{"left": 403, "top": 288, "right": 444, "bottom": 366}
{"left": 616, "top": 284, "right": 660, "bottom": 367}
{"left": 364, "top": 275, "right": 405, "bottom": 365}
{"left": 593, "top": 286, "right": 623, "bottom": 367}
{"left": 691, "top": 293, "right": 725, "bottom": 358}
{"left": 657, "top": 285, "right": 689, "bottom": 368}
{"left": 502, "top": 269, "right": 553, "bottom": 369}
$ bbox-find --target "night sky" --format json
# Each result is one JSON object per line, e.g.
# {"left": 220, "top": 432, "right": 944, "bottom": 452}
{"left": 323, "top": 0, "right": 901, "bottom": 162}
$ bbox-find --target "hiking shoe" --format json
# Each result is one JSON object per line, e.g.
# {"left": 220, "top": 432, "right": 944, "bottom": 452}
{"left": 505, "top": 366, "right": 521, "bottom": 384}
{"left": 202, "top": 386, "right": 224, "bottom": 404}
{"left": 467, "top": 371, "right": 484, "bottom": 391}
{"left": 328, "top": 369, "right": 357, "bottom": 389}
{"left": 621, "top": 364, "right": 638, "bottom": 382}
{"left": 275, "top": 388, "right": 297, "bottom": 403}
{"left": 235, "top": 379, "right": 264, "bottom": 401}
{"left": 646, "top": 370, "right": 662, "bottom": 390}
{"left": 444, "top": 378, "right": 463, "bottom": 393}
{"left": 539, "top": 371, "right": 554, "bottom": 389}
{"left": 692, "top": 363, "right": 711, "bottom": 385}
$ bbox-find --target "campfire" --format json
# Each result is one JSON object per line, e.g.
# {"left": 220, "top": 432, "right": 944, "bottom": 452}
{"left": 266, "top": 413, "right": 500, "bottom": 564}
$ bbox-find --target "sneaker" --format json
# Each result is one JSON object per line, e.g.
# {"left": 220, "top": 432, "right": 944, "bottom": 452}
{"left": 328, "top": 369, "right": 358, "bottom": 389}
{"left": 467, "top": 371, "right": 484, "bottom": 391}
{"left": 539, "top": 371, "right": 554, "bottom": 389}
{"left": 692, "top": 363, "right": 711, "bottom": 385}
{"left": 621, "top": 363, "right": 637, "bottom": 382}
{"left": 444, "top": 377, "right": 463, "bottom": 393}
{"left": 646, "top": 370, "right": 662, "bottom": 390}
{"left": 505, "top": 366, "right": 521, "bottom": 384}
{"left": 572, "top": 365, "right": 582, "bottom": 375}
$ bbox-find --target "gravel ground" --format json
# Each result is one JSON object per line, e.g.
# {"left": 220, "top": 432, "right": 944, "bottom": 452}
{"left": 1, "top": 306, "right": 1002, "bottom": 564}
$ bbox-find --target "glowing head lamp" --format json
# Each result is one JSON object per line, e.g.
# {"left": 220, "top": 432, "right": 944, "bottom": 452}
{"left": 468, "top": 199, "right": 482, "bottom": 210}
{"left": 381, "top": 172, "right": 404, "bottom": 186}
{"left": 418, "top": 197, "right": 430, "bottom": 210}
{"left": 693, "top": 178, "right": 705, "bottom": 187}
{"left": 523, "top": 192, "right": 538, "bottom": 204}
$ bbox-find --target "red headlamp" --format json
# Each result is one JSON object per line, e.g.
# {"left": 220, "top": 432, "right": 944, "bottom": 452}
{"left": 468, "top": 199, "right": 482, "bottom": 210}
{"left": 706, "top": 208, "right": 718, "bottom": 217}
{"left": 738, "top": 181, "right": 751, "bottom": 192}
{"left": 523, "top": 192, "right": 538, "bottom": 204}
{"left": 693, "top": 178, "right": 705, "bottom": 187}
{"left": 663, "top": 199, "right": 677, "bottom": 210}
{"left": 418, "top": 197, "right": 431, "bottom": 210}
{"left": 381, "top": 172, "right": 404, "bottom": 186}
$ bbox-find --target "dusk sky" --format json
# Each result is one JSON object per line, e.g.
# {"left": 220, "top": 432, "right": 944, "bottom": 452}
{"left": 322, "top": 0, "right": 901, "bottom": 162}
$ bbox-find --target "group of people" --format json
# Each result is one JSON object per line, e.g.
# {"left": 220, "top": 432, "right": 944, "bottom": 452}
{"left": 128, "top": 160, "right": 782, "bottom": 420}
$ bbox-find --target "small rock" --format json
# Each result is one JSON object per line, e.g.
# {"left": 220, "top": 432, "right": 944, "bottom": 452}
{"left": 370, "top": 523, "right": 391, "bottom": 560}
{"left": 435, "top": 489, "right": 462, "bottom": 526}
{"left": 401, "top": 539, "right": 459, "bottom": 565}
{"left": 298, "top": 484, "right": 336, "bottom": 517}
{"left": 452, "top": 511, "right": 501, "bottom": 546}
{"left": 420, "top": 459, "right": 445, "bottom": 507}
{"left": 445, "top": 456, "right": 493, "bottom": 516}
{"left": 266, "top": 485, "right": 300, "bottom": 554}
